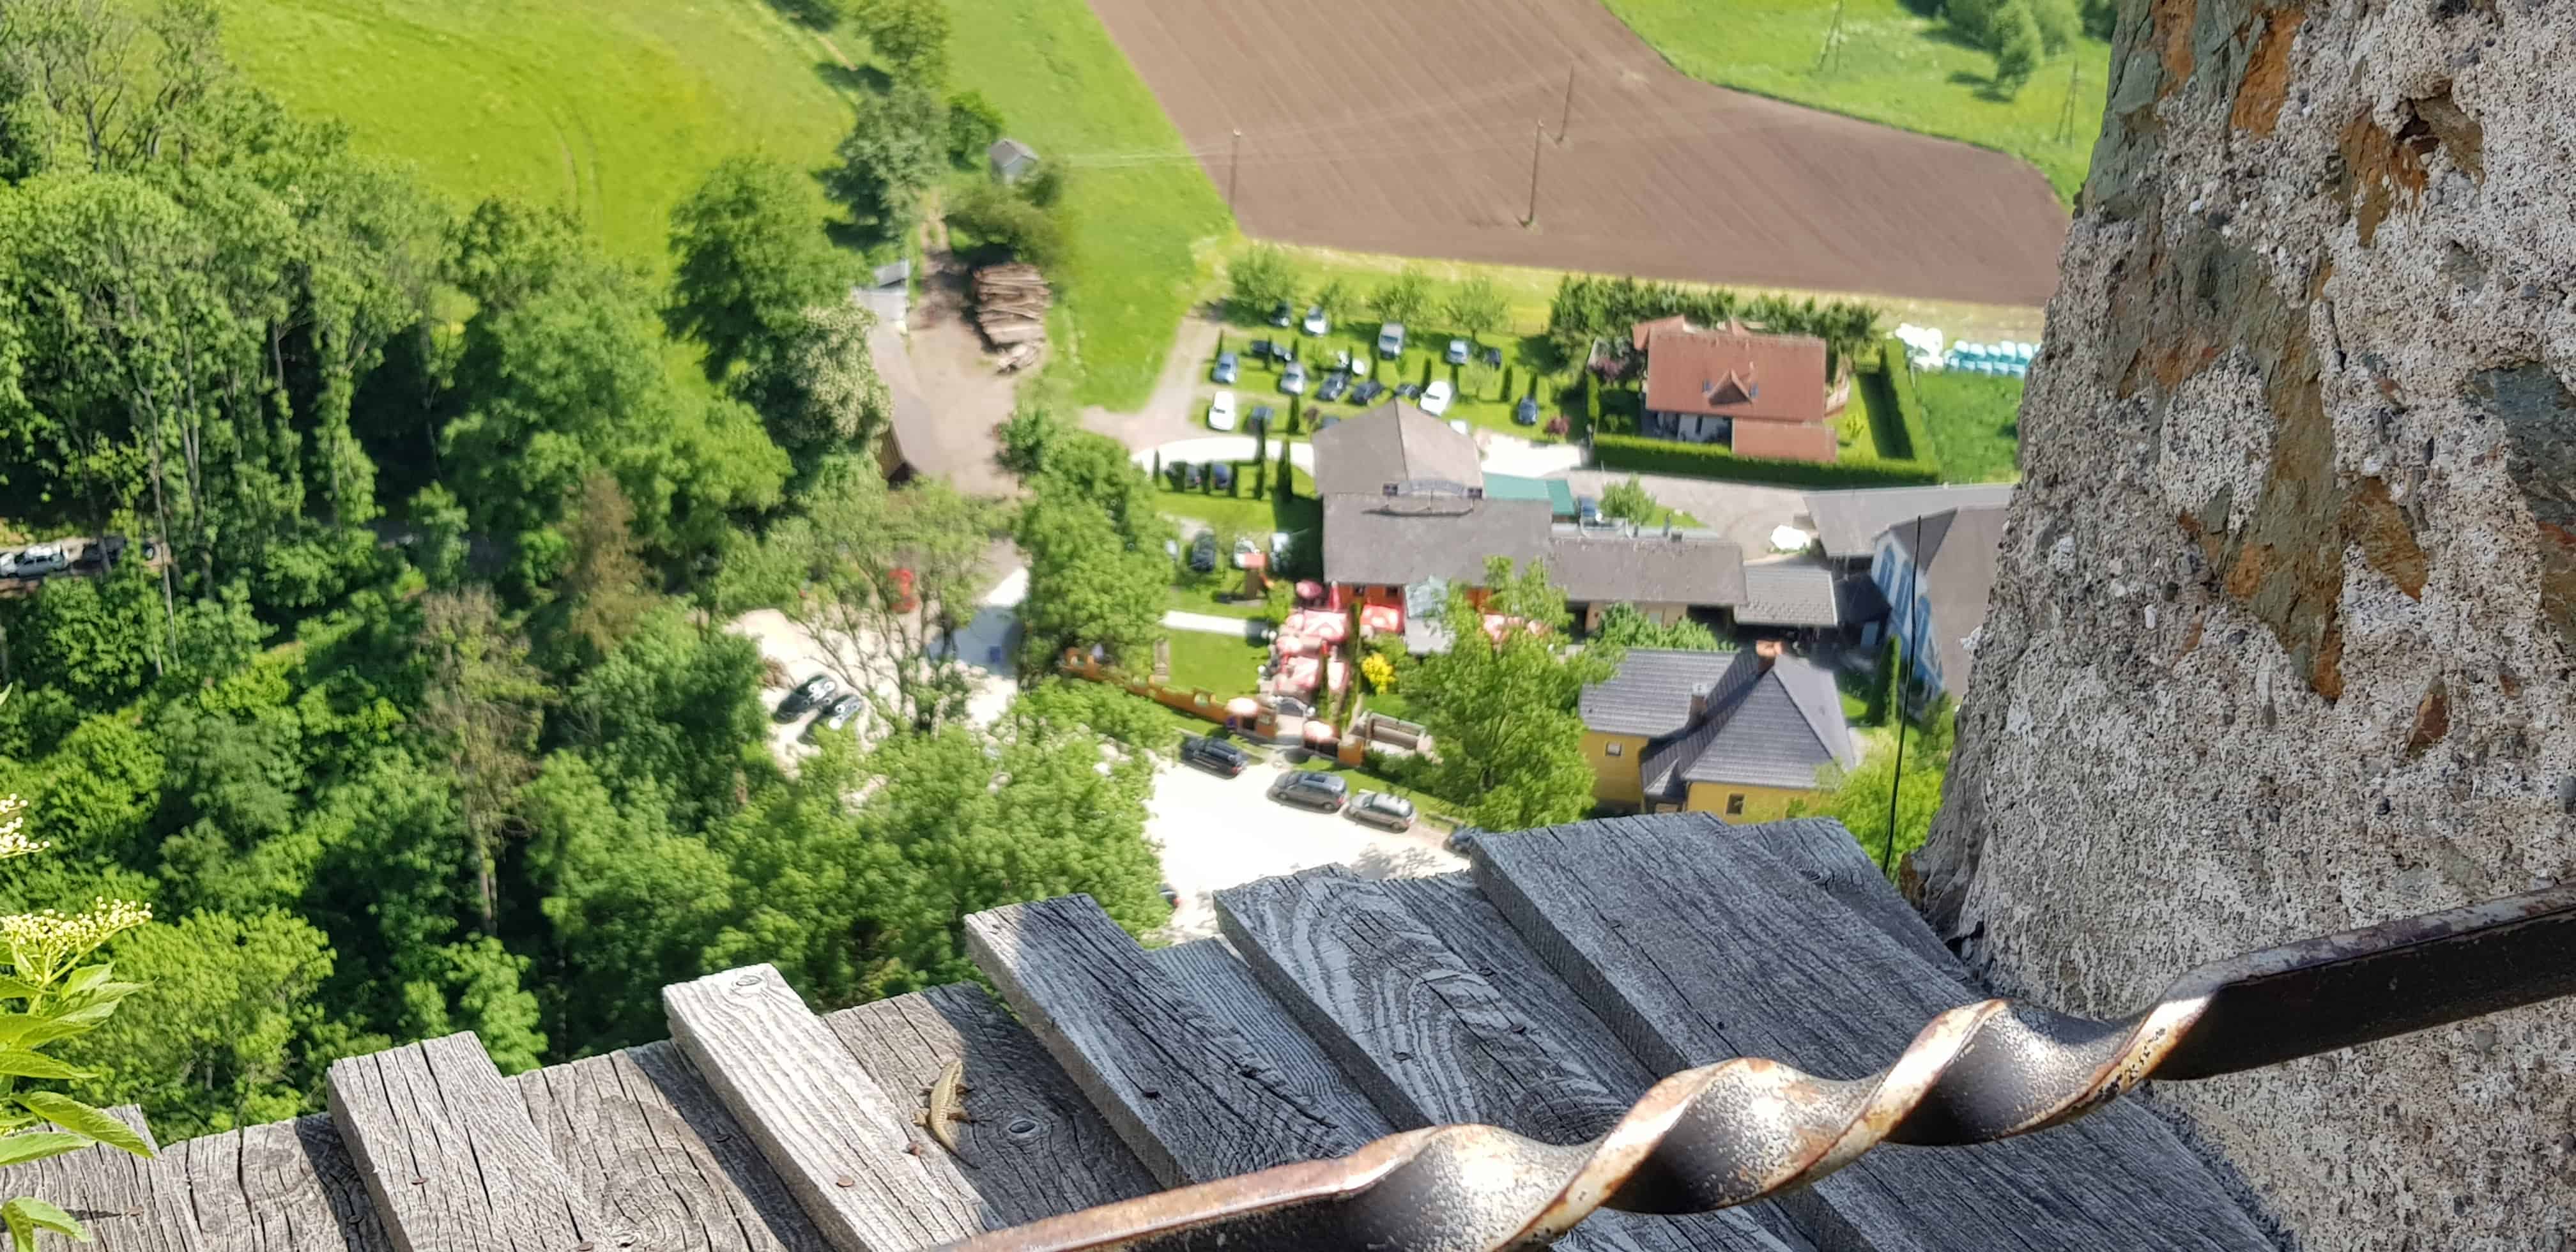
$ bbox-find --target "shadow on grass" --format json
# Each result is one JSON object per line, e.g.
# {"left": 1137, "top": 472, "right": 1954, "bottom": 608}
{"left": 816, "top": 61, "right": 891, "bottom": 94}
{"left": 1859, "top": 367, "right": 1913, "bottom": 461}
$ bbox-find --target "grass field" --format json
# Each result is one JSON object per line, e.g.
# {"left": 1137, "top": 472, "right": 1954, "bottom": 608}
{"left": 1596, "top": 0, "right": 2110, "bottom": 201}
{"left": 228, "top": 0, "right": 856, "bottom": 268}
{"left": 1163, "top": 630, "right": 1268, "bottom": 696}
{"left": 1151, "top": 473, "right": 1321, "bottom": 538}
{"left": 945, "top": 0, "right": 1236, "bottom": 411}
{"left": 1908, "top": 370, "right": 2026, "bottom": 482}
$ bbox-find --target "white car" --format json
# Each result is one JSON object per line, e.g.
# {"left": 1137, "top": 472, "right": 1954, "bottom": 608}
{"left": 1208, "top": 390, "right": 1238, "bottom": 431}
{"left": 1420, "top": 379, "right": 1455, "bottom": 415}
{"left": 1, "top": 544, "right": 68, "bottom": 578}
{"left": 1301, "top": 305, "right": 1329, "bottom": 337}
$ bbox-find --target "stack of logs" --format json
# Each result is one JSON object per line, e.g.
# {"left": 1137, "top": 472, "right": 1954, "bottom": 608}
{"left": 971, "top": 264, "right": 1050, "bottom": 348}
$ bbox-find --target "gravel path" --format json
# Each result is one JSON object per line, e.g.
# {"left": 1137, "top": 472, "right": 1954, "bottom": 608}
{"left": 1148, "top": 756, "right": 1464, "bottom": 940}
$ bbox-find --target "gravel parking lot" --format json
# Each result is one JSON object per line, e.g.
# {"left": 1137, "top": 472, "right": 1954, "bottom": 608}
{"left": 1149, "top": 752, "right": 1464, "bottom": 940}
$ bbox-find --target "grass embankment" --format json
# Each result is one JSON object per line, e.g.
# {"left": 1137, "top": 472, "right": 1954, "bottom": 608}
{"left": 1906, "top": 370, "right": 2026, "bottom": 483}
{"left": 1597, "top": 0, "right": 2110, "bottom": 202}
{"left": 229, "top": 0, "right": 856, "bottom": 266}
{"left": 946, "top": 0, "right": 1236, "bottom": 410}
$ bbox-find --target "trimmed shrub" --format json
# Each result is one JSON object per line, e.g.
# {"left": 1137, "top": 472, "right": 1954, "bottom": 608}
{"left": 1501, "top": 365, "right": 1515, "bottom": 397}
{"left": 1591, "top": 434, "right": 1938, "bottom": 487}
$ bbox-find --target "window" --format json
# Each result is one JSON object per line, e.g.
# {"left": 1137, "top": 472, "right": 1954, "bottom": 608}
{"left": 1604, "top": 742, "right": 1624, "bottom": 757}
{"left": 1725, "top": 793, "right": 1746, "bottom": 816}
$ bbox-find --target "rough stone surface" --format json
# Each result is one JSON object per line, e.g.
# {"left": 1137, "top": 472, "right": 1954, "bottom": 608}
{"left": 1914, "top": 0, "right": 2576, "bottom": 1248}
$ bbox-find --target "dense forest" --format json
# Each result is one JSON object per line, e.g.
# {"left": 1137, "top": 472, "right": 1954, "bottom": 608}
{"left": 0, "top": 0, "right": 1165, "bottom": 1139}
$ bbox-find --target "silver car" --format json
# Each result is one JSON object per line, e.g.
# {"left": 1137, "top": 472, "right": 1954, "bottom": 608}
{"left": 1346, "top": 791, "right": 1416, "bottom": 832}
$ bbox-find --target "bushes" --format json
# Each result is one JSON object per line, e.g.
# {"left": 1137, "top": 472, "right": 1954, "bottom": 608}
{"left": 1591, "top": 434, "right": 1938, "bottom": 487}
{"left": 945, "top": 179, "right": 1067, "bottom": 266}
{"left": 1545, "top": 274, "right": 1881, "bottom": 375}
{"left": 945, "top": 91, "right": 1006, "bottom": 165}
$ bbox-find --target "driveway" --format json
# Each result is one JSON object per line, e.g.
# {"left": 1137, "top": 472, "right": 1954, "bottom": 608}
{"left": 893, "top": 257, "right": 1022, "bottom": 499}
{"left": 1148, "top": 754, "right": 1465, "bottom": 940}
{"left": 1546, "top": 469, "right": 1810, "bottom": 554}
{"left": 1084, "top": 311, "right": 1225, "bottom": 450}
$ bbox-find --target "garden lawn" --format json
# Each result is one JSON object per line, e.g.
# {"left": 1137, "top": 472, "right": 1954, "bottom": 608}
{"left": 1597, "top": 0, "right": 2110, "bottom": 202}
{"left": 228, "top": 0, "right": 857, "bottom": 269}
{"left": 1909, "top": 370, "right": 2025, "bottom": 483}
{"left": 946, "top": 0, "right": 1236, "bottom": 410}
{"left": 1152, "top": 471, "right": 1321, "bottom": 538}
{"left": 1163, "top": 630, "right": 1268, "bottom": 698}
{"left": 1168, "top": 579, "right": 1268, "bottom": 620}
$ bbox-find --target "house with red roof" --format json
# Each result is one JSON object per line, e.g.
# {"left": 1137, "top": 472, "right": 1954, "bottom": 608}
{"left": 1633, "top": 317, "right": 1848, "bottom": 464}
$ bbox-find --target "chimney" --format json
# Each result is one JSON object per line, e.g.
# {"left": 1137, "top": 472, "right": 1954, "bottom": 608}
{"left": 1755, "top": 639, "right": 1782, "bottom": 671}
{"left": 1687, "top": 682, "right": 1715, "bottom": 722}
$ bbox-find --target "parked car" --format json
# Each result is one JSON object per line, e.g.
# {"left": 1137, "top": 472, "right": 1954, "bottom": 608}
{"left": 778, "top": 673, "right": 839, "bottom": 721}
{"left": 1159, "top": 882, "right": 1181, "bottom": 907}
{"left": 1395, "top": 383, "right": 1422, "bottom": 400}
{"left": 1316, "top": 370, "right": 1351, "bottom": 402}
{"left": 1190, "top": 530, "right": 1221, "bottom": 572}
{"left": 1, "top": 544, "right": 68, "bottom": 579}
{"left": 1248, "top": 337, "right": 1275, "bottom": 362}
{"left": 1211, "top": 462, "right": 1236, "bottom": 493}
{"left": 1269, "top": 300, "right": 1294, "bottom": 328}
{"left": 1181, "top": 461, "right": 1204, "bottom": 490}
{"left": 1301, "top": 305, "right": 1328, "bottom": 336}
{"left": 1577, "top": 495, "right": 1603, "bottom": 527}
{"left": 1181, "top": 734, "right": 1250, "bottom": 777}
{"left": 1231, "top": 536, "right": 1262, "bottom": 569}
{"left": 1420, "top": 379, "right": 1454, "bottom": 415}
{"left": 1480, "top": 346, "right": 1504, "bottom": 367}
{"left": 1208, "top": 390, "right": 1238, "bottom": 431}
{"left": 1351, "top": 380, "right": 1387, "bottom": 404}
{"left": 1335, "top": 349, "right": 1370, "bottom": 378}
{"left": 1346, "top": 791, "right": 1417, "bottom": 832}
{"left": 815, "top": 694, "right": 866, "bottom": 734}
{"left": 1514, "top": 396, "right": 1540, "bottom": 425}
{"left": 1445, "top": 339, "right": 1470, "bottom": 365}
{"left": 1280, "top": 361, "right": 1307, "bottom": 395}
{"left": 1269, "top": 770, "right": 1349, "bottom": 812}
{"left": 1376, "top": 323, "right": 1406, "bottom": 359}
{"left": 1248, "top": 404, "right": 1275, "bottom": 432}
{"left": 1212, "top": 351, "right": 1239, "bottom": 384}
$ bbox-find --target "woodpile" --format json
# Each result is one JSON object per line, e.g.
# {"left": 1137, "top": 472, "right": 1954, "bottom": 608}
{"left": 971, "top": 264, "right": 1050, "bottom": 348}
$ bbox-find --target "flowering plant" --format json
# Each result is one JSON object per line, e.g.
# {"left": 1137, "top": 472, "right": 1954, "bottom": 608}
{"left": 0, "top": 692, "right": 155, "bottom": 1251}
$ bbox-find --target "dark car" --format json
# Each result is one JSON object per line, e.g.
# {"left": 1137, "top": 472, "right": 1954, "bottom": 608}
{"left": 1269, "top": 300, "right": 1294, "bottom": 328}
{"left": 1346, "top": 791, "right": 1416, "bottom": 832}
{"left": 1395, "top": 382, "right": 1423, "bottom": 400}
{"left": 1212, "top": 350, "right": 1238, "bottom": 384}
{"left": 777, "top": 673, "right": 838, "bottom": 721}
{"left": 1189, "top": 530, "right": 1219, "bottom": 573}
{"left": 1576, "top": 495, "right": 1602, "bottom": 527}
{"left": 1248, "top": 337, "right": 1276, "bottom": 363}
{"left": 1180, "top": 735, "right": 1250, "bottom": 777}
{"left": 1316, "top": 370, "right": 1350, "bottom": 402}
{"left": 1351, "top": 380, "right": 1387, "bottom": 404}
{"left": 1159, "top": 882, "right": 1181, "bottom": 907}
{"left": 1211, "top": 462, "right": 1235, "bottom": 493}
{"left": 1182, "top": 461, "right": 1204, "bottom": 490}
{"left": 1248, "top": 404, "right": 1275, "bottom": 432}
{"left": 1514, "top": 396, "right": 1540, "bottom": 425}
{"left": 1480, "top": 346, "right": 1504, "bottom": 367}
{"left": 802, "top": 694, "right": 865, "bottom": 740}
{"left": 1269, "top": 770, "right": 1349, "bottom": 812}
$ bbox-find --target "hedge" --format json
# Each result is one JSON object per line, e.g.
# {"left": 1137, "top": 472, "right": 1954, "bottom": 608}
{"left": 1874, "top": 338, "right": 1942, "bottom": 471}
{"left": 1592, "top": 434, "right": 1940, "bottom": 487}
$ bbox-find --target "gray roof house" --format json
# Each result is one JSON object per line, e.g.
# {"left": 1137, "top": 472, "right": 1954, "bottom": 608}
{"left": 1802, "top": 483, "right": 2016, "bottom": 563}
{"left": 988, "top": 137, "right": 1039, "bottom": 182}
{"left": 1873, "top": 503, "right": 2011, "bottom": 701}
{"left": 1580, "top": 645, "right": 1858, "bottom": 808}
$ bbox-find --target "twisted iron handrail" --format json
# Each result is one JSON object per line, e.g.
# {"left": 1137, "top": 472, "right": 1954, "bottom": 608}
{"left": 940, "top": 882, "right": 2576, "bottom": 1251}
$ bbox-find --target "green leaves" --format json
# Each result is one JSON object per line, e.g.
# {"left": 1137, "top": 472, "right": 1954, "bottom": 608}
{"left": 0, "top": 1052, "right": 93, "bottom": 1083}
{"left": 0, "top": 1134, "right": 94, "bottom": 1171}
{"left": 12, "top": 1095, "right": 151, "bottom": 1159}
{"left": 1, "top": 1196, "right": 89, "bottom": 1252}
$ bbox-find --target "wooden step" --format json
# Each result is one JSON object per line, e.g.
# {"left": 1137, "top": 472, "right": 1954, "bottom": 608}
{"left": 168, "top": 1115, "right": 394, "bottom": 1251}
{"left": 822, "top": 982, "right": 1158, "bottom": 1228}
{"left": 963, "top": 895, "right": 1392, "bottom": 1188}
{"left": 0, "top": 1106, "right": 192, "bottom": 1251}
{"left": 1146, "top": 939, "right": 1397, "bottom": 1147}
{"left": 663, "top": 965, "right": 976, "bottom": 1251}
{"left": 1218, "top": 866, "right": 1805, "bottom": 1252}
{"left": 1468, "top": 816, "right": 2276, "bottom": 1252}
{"left": 325, "top": 1032, "right": 604, "bottom": 1252}
{"left": 514, "top": 1040, "right": 832, "bottom": 1252}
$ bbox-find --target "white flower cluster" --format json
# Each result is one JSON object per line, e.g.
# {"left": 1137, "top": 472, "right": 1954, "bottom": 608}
{"left": 0, "top": 898, "right": 153, "bottom": 986}
{"left": 0, "top": 794, "right": 49, "bottom": 861}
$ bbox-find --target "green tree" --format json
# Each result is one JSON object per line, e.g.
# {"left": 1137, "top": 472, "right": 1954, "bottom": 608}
{"left": 413, "top": 588, "right": 548, "bottom": 930}
{"left": 1806, "top": 706, "right": 1956, "bottom": 876}
{"left": 556, "top": 608, "right": 772, "bottom": 834}
{"left": 1598, "top": 475, "right": 1662, "bottom": 525}
{"left": 825, "top": 85, "right": 946, "bottom": 244}
{"left": 1991, "top": 4, "right": 2046, "bottom": 97}
{"left": 546, "top": 474, "right": 657, "bottom": 666}
{"left": 735, "top": 302, "right": 893, "bottom": 464}
{"left": 1015, "top": 487, "right": 1169, "bottom": 672}
{"left": 944, "top": 179, "right": 1066, "bottom": 268}
{"left": 853, "top": 0, "right": 952, "bottom": 80}
{"left": 1590, "top": 602, "right": 1728, "bottom": 652}
{"left": 944, "top": 90, "right": 1004, "bottom": 165}
{"left": 1312, "top": 277, "right": 1353, "bottom": 321}
{"left": 1442, "top": 277, "right": 1507, "bottom": 342}
{"left": 2026, "top": 0, "right": 2080, "bottom": 53}
{"left": 1369, "top": 265, "right": 1432, "bottom": 326}
{"left": 1409, "top": 560, "right": 1618, "bottom": 830}
{"left": 1226, "top": 245, "right": 1298, "bottom": 321}
{"left": 664, "top": 155, "right": 854, "bottom": 383}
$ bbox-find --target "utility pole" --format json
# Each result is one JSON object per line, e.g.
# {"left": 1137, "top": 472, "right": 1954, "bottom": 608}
{"left": 1556, "top": 62, "right": 1576, "bottom": 144}
{"left": 1225, "top": 128, "right": 1243, "bottom": 213}
{"left": 1816, "top": 0, "right": 1846, "bottom": 74}
{"left": 1521, "top": 121, "right": 1545, "bottom": 227}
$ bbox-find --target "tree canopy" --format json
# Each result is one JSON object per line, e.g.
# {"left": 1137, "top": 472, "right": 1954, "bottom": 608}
{"left": 1408, "top": 560, "right": 1618, "bottom": 830}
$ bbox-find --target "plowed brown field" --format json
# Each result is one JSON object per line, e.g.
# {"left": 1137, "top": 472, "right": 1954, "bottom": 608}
{"left": 1082, "top": 0, "right": 2071, "bottom": 307}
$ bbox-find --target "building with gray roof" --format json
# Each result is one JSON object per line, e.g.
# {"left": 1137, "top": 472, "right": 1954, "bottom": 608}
{"left": 1581, "top": 645, "right": 1858, "bottom": 814}
{"left": 1802, "top": 483, "right": 2015, "bottom": 563}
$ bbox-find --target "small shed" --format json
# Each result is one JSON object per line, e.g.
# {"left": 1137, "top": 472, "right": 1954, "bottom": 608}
{"left": 987, "top": 137, "right": 1039, "bottom": 183}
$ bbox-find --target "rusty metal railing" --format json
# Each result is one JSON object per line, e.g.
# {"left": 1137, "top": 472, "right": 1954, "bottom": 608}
{"left": 940, "top": 882, "right": 2576, "bottom": 1252}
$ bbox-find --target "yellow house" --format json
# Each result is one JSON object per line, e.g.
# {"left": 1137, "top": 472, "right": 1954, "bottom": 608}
{"left": 1577, "top": 643, "right": 1857, "bottom": 821}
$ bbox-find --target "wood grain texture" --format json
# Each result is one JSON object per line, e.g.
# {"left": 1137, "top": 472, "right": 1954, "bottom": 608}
{"left": 325, "top": 1032, "right": 600, "bottom": 1252}
{"left": 963, "top": 895, "right": 1390, "bottom": 1188}
{"left": 1711, "top": 816, "right": 1962, "bottom": 974}
{"left": 515, "top": 1042, "right": 833, "bottom": 1252}
{"left": 1471, "top": 817, "right": 2274, "bottom": 1252}
{"left": 823, "top": 983, "right": 1159, "bottom": 1230}
{"left": 168, "top": 1115, "right": 397, "bottom": 1251}
{"left": 1218, "top": 868, "right": 1802, "bottom": 1252}
{"left": 664, "top": 965, "right": 974, "bottom": 1252}
{"left": 0, "top": 1106, "right": 194, "bottom": 1251}
{"left": 1142, "top": 940, "right": 1397, "bottom": 1150}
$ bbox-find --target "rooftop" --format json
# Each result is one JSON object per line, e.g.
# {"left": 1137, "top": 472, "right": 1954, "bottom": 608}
{"left": 1639, "top": 321, "right": 1830, "bottom": 425}
{"left": 1736, "top": 558, "right": 1844, "bottom": 627}
{"left": 3, "top": 815, "right": 2267, "bottom": 1251}
{"left": 1801, "top": 483, "right": 2016, "bottom": 559}
{"left": 1545, "top": 529, "right": 1746, "bottom": 607}
{"left": 1309, "top": 401, "right": 1483, "bottom": 498}
{"left": 1322, "top": 491, "right": 1551, "bottom": 587}
{"left": 1591, "top": 648, "right": 1857, "bottom": 797}
{"left": 1903, "top": 504, "right": 2012, "bottom": 694}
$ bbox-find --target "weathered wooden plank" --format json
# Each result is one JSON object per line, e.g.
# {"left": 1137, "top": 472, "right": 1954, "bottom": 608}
{"left": 515, "top": 1042, "right": 833, "bottom": 1252}
{"left": 1712, "top": 816, "right": 1962, "bottom": 974}
{"left": 1142, "top": 940, "right": 1399, "bottom": 1149}
{"left": 0, "top": 1106, "right": 192, "bottom": 1251}
{"left": 823, "top": 983, "right": 1158, "bottom": 1231}
{"left": 1218, "top": 867, "right": 1802, "bottom": 1252}
{"left": 326, "top": 1032, "right": 601, "bottom": 1252}
{"left": 664, "top": 964, "right": 974, "bottom": 1252}
{"left": 1383, "top": 874, "right": 1825, "bottom": 1252}
{"left": 964, "top": 895, "right": 1390, "bottom": 1188}
{"left": 1471, "top": 817, "right": 2274, "bottom": 1251}
{"left": 169, "top": 1114, "right": 397, "bottom": 1251}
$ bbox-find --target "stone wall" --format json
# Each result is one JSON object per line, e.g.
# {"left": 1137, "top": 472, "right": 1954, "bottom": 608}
{"left": 1913, "top": 0, "right": 2575, "bottom": 1248}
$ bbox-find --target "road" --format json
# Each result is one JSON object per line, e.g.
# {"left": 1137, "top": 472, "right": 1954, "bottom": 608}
{"left": 1149, "top": 754, "right": 1464, "bottom": 940}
